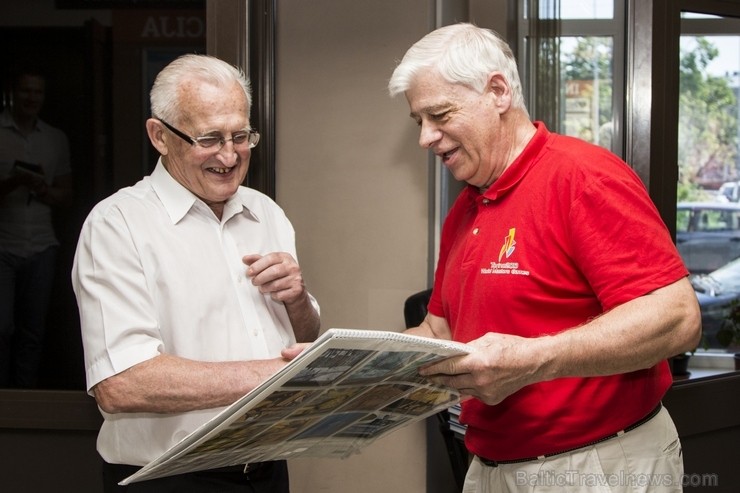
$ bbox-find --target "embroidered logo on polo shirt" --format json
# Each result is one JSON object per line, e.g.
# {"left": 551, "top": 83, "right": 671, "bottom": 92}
{"left": 480, "top": 227, "right": 531, "bottom": 277}
{"left": 499, "top": 228, "right": 517, "bottom": 261}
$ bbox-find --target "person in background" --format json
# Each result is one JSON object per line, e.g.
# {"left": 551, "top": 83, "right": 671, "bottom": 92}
{"left": 389, "top": 23, "right": 701, "bottom": 493}
{"left": 72, "top": 54, "right": 320, "bottom": 492}
{"left": 0, "top": 67, "right": 73, "bottom": 388}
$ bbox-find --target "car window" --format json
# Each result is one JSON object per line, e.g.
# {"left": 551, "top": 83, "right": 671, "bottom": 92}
{"left": 677, "top": 209, "right": 690, "bottom": 233}
{"left": 698, "top": 210, "right": 723, "bottom": 231}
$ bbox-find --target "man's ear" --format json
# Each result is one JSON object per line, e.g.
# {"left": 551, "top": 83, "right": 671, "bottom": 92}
{"left": 487, "top": 72, "right": 512, "bottom": 113}
{"left": 145, "top": 118, "right": 170, "bottom": 155}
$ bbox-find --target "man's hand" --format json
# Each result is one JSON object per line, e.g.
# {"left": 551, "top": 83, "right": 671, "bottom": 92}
{"left": 281, "top": 342, "right": 312, "bottom": 361}
{"left": 243, "top": 253, "right": 307, "bottom": 305}
{"left": 419, "top": 332, "right": 544, "bottom": 405}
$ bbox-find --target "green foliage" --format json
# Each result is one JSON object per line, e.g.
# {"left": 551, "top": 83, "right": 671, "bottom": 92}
{"left": 718, "top": 299, "right": 740, "bottom": 348}
{"left": 678, "top": 37, "right": 739, "bottom": 187}
{"left": 679, "top": 38, "right": 719, "bottom": 93}
{"left": 562, "top": 37, "right": 612, "bottom": 81}
{"left": 677, "top": 181, "right": 715, "bottom": 202}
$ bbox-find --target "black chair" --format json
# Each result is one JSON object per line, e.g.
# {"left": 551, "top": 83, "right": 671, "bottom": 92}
{"left": 404, "top": 289, "right": 469, "bottom": 492}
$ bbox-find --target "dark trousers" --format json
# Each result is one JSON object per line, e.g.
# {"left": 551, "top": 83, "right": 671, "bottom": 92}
{"left": 103, "top": 461, "right": 290, "bottom": 493}
{"left": 0, "top": 247, "right": 57, "bottom": 388}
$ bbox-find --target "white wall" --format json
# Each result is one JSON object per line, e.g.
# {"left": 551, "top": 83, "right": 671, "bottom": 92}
{"left": 276, "top": 1, "right": 431, "bottom": 335}
{"left": 276, "top": 2, "right": 431, "bottom": 491}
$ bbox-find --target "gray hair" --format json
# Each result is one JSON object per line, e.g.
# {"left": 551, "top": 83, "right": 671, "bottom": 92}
{"left": 388, "top": 23, "right": 526, "bottom": 110}
{"left": 150, "top": 54, "right": 252, "bottom": 123}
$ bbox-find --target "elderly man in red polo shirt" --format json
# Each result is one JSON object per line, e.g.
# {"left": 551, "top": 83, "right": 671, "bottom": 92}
{"left": 389, "top": 23, "right": 700, "bottom": 493}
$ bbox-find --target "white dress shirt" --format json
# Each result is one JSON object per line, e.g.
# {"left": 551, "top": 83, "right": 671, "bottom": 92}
{"left": 72, "top": 160, "right": 318, "bottom": 465}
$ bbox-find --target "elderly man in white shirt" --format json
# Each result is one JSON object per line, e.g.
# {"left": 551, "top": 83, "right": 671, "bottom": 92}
{"left": 72, "top": 54, "right": 320, "bottom": 493}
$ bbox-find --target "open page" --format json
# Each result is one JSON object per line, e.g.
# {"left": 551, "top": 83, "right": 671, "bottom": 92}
{"left": 121, "top": 328, "right": 470, "bottom": 485}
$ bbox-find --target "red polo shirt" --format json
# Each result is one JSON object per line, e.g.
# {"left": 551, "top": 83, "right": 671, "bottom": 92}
{"left": 428, "top": 122, "right": 685, "bottom": 461}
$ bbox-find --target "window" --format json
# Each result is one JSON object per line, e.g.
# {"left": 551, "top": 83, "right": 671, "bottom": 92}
{"left": 560, "top": 36, "right": 614, "bottom": 148}
{"left": 517, "top": 0, "right": 625, "bottom": 156}
{"left": 678, "top": 14, "right": 740, "bottom": 199}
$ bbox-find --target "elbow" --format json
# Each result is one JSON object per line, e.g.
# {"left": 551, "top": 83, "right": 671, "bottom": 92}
{"left": 659, "top": 276, "right": 702, "bottom": 356}
{"left": 92, "top": 377, "right": 134, "bottom": 414}
{"left": 92, "top": 387, "right": 119, "bottom": 414}
{"left": 677, "top": 294, "right": 703, "bottom": 354}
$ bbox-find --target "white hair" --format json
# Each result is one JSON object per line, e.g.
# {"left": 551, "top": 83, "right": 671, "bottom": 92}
{"left": 150, "top": 54, "right": 252, "bottom": 122}
{"left": 388, "top": 23, "right": 526, "bottom": 110}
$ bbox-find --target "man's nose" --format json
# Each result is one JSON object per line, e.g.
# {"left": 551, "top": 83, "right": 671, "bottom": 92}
{"left": 418, "top": 122, "right": 442, "bottom": 149}
{"left": 216, "top": 141, "right": 242, "bottom": 165}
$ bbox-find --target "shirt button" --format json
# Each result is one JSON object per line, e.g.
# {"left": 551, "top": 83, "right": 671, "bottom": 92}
{"left": 482, "top": 199, "right": 490, "bottom": 205}
{"left": 473, "top": 227, "right": 479, "bottom": 235}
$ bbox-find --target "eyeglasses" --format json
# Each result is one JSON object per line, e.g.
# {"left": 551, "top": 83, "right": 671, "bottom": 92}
{"left": 159, "top": 119, "right": 260, "bottom": 150}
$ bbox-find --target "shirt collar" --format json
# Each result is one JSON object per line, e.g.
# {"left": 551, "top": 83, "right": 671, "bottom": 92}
{"left": 150, "top": 159, "right": 260, "bottom": 224}
{"left": 0, "top": 109, "right": 42, "bottom": 133}
{"left": 478, "top": 121, "right": 551, "bottom": 202}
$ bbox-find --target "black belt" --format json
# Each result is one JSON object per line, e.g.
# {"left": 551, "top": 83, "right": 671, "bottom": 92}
{"left": 478, "top": 403, "right": 663, "bottom": 467}
{"left": 201, "top": 461, "right": 281, "bottom": 480}
{"left": 243, "top": 461, "right": 280, "bottom": 480}
{"left": 104, "top": 460, "right": 283, "bottom": 483}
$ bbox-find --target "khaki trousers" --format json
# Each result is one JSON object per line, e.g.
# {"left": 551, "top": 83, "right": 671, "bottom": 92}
{"left": 463, "top": 406, "right": 683, "bottom": 493}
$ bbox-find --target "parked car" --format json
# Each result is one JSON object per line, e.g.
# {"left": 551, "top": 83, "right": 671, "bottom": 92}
{"left": 719, "top": 180, "right": 740, "bottom": 202}
{"left": 691, "top": 257, "right": 740, "bottom": 350}
{"left": 676, "top": 201, "right": 740, "bottom": 274}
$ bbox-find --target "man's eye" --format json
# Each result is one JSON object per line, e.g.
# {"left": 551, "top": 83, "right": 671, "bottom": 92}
{"left": 231, "top": 133, "right": 250, "bottom": 144}
{"left": 430, "top": 112, "right": 448, "bottom": 121}
{"left": 196, "top": 136, "right": 222, "bottom": 148}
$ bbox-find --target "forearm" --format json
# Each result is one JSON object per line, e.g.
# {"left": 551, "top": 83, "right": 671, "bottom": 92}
{"left": 531, "top": 278, "right": 702, "bottom": 382}
{"left": 93, "top": 353, "right": 288, "bottom": 414}
{"left": 404, "top": 313, "right": 452, "bottom": 340}
{"left": 404, "top": 325, "right": 434, "bottom": 337}
{"left": 421, "top": 278, "right": 702, "bottom": 405}
{"left": 285, "top": 292, "right": 320, "bottom": 343}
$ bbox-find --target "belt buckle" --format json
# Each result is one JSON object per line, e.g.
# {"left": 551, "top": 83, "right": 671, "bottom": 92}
{"left": 244, "top": 461, "right": 271, "bottom": 480}
{"left": 480, "top": 457, "right": 499, "bottom": 467}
